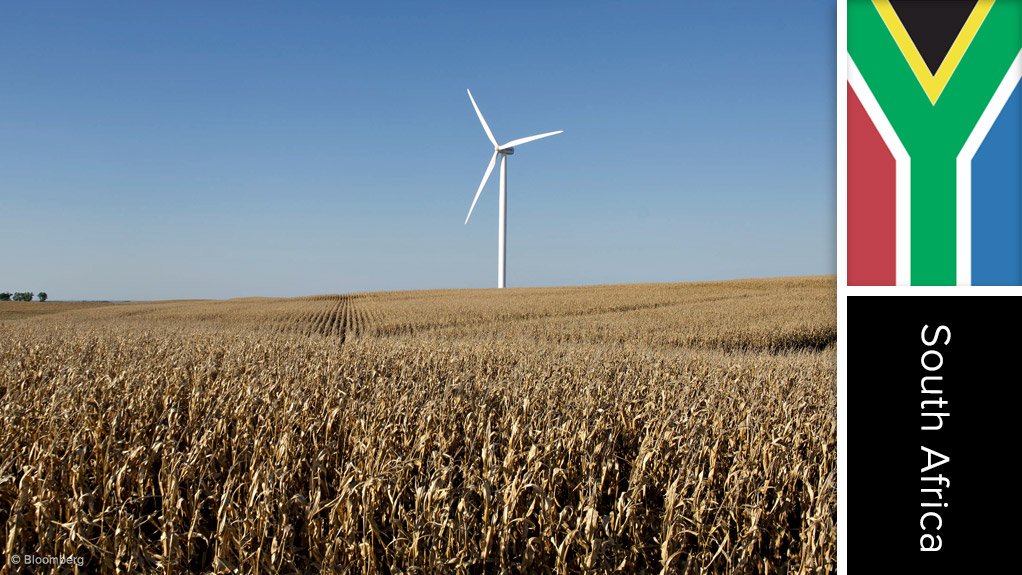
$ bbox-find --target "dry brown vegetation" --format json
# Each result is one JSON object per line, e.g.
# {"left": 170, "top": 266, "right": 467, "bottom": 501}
{"left": 0, "top": 276, "right": 835, "bottom": 574}
{"left": 0, "top": 301, "right": 116, "bottom": 321}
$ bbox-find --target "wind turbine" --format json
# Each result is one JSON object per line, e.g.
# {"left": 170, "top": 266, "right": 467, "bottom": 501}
{"left": 464, "top": 89, "right": 562, "bottom": 289}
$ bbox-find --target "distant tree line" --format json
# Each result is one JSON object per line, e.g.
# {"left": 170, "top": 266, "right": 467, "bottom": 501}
{"left": 0, "top": 292, "right": 47, "bottom": 302}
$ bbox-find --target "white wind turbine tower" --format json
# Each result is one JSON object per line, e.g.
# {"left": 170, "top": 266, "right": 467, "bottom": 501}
{"left": 464, "top": 89, "right": 562, "bottom": 288}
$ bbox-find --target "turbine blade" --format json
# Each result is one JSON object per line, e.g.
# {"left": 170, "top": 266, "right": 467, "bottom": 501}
{"left": 465, "top": 151, "right": 498, "bottom": 224}
{"left": 467, "top": 89, "right": 498, "bottom": 147}
{"left": 499, "top": 130, "right": 563, "bottom": 150}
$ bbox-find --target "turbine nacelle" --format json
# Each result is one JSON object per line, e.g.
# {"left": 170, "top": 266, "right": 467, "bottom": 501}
{"left": 500, "top": 147, "right": 514, "bottom": 155}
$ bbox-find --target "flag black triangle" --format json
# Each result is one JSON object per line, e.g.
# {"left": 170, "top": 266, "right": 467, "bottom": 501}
{"left": 889, "top": 0, "right": 979, "bottom": 75}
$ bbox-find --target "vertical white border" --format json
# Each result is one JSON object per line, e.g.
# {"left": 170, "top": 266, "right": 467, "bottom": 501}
{"left": 835, "top": 3, "right": 847, "bottom": 573}
{"left": 956, "top": 50, "right": 1022, "bottom": 286}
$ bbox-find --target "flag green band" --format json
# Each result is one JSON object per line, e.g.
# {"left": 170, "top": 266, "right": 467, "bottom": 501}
{"left": 911, "top": 157, "right": 956, "bottom": 284}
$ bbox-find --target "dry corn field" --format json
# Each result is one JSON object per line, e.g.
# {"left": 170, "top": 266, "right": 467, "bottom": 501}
{"left": 0, "top": 276, "right": 836, "bottom": 574}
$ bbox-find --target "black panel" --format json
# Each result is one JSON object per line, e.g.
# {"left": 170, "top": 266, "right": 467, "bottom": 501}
{"left": 889, "top": 0, "right": 979, "bottom": 74}
{"left": 847, "top": 296, "right": 1016, "bottom": 571}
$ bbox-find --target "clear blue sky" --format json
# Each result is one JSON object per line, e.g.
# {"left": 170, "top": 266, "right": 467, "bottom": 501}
{"left": 1, "top": 1, "right": 835, "bottom": 300}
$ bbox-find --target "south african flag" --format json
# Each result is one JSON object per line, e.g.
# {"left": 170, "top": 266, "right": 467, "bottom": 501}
{"left": 847, "top": 0, "right": 1022, "bottom": 285}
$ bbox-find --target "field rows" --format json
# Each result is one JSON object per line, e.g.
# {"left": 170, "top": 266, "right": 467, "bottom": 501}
{"left": 0, "top": 276, "right": 836, "bottom": 573}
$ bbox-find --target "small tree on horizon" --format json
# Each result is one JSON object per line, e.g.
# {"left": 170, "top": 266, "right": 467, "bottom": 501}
{"left": 12, "top": 292, "right": 34, "bottom": 302}
{"left": 38, "top": 292, "right": 48, "bottom": 302}
{"left": 0, "top": 292, "right": 10, "bottom": 301}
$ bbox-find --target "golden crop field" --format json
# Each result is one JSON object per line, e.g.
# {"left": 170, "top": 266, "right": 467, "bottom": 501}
{"left": 0, "top": 276, "right": 835, "bottom": 574}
